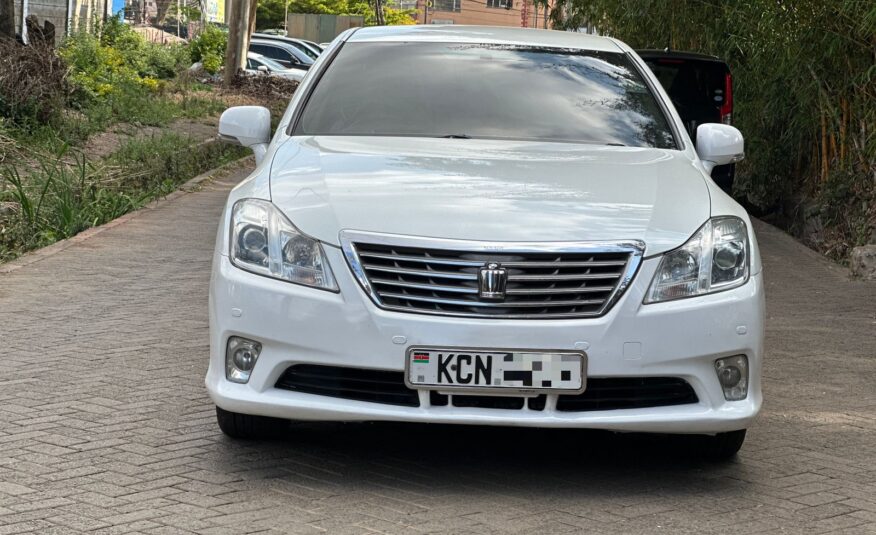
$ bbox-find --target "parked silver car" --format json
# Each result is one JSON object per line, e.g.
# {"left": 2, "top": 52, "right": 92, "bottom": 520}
{"left": 245, "top": 52, "right": 307, "bottom": 82}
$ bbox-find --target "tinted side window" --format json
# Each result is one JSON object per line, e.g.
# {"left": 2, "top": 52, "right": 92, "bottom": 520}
{"left": 291, "top": 42, "right": 319, "bottom": 60}
{"left": 252, "top": 44, "right": 290, "bottom": 63}
{"left": 249, "top": 44, "right": 270, "bottom": 57}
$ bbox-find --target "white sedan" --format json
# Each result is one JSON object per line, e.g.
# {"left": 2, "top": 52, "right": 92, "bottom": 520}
{"left": 245, "top": 52, "right": 307, "bottom": 82}
{"left": 209, "top": 26, "right": 763, "bottom": 460}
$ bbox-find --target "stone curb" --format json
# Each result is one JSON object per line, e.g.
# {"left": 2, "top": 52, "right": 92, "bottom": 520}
{"left": 0, "top": 154, "right": 253, "bottom": 275}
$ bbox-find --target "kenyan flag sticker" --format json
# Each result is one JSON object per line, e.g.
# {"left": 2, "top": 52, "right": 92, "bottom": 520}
{"left": 412, "top": 352, "right": 430, "bottom": 364}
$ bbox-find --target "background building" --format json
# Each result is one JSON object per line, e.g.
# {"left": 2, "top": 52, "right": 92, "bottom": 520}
{"left": 413, "top": 0, "right": 552, "bottom": 28}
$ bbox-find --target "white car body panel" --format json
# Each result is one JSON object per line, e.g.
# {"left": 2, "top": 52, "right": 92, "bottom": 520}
{"left": 269, "top": 137, "right": 710, "bottom": 256}
{"left": 207, "top": 249, "right": 764, "bottom": 433}
{"left": 207, "top": 25, "right": 765, "bottom": 435}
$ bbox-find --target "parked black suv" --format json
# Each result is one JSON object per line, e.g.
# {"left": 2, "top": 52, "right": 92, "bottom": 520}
{"left": 637, "top": 50, "right": 735, "bottom": 193}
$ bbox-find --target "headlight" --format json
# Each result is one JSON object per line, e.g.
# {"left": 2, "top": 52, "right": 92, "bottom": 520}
{"left": 230, "top": 198, "right": 338, "bottom": 291}
{"left": 645, "top": 216, "right": 749, "bottom": 303}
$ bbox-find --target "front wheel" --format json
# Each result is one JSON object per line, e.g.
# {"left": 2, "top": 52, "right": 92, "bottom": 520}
{"left": 701, "top": 429, "right": 746, "bottom": 461}
{"left": 215, "top": 406, "right": 288, "bottom": 439}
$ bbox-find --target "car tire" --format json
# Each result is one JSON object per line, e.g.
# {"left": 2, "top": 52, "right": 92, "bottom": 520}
{"left": 702, "top": 429, "right": 746, "bottom": 461}
{"left": 215, "top": 406, "right": 287, "bottom": 439}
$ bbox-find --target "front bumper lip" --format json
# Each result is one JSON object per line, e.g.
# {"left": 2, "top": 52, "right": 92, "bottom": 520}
{"left": 207, "top": 378, "right": 759, "bottom": 434}
{"left": 207, "top": 248, "right": 765, "bottom": 434}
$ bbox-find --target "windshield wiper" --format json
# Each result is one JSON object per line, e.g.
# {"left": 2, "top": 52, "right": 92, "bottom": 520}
{"left": 438, "top": 134, "right": 472, "bottom": 139}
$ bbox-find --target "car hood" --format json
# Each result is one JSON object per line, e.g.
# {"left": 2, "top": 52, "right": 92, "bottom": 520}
{"left": 269, "top": 137, "right": 710, "bottom": 255}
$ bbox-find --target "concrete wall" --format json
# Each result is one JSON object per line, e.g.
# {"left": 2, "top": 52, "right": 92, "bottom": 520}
{"left": 15, "top": 0, "right": 69, "bottom": 38}
{"left": 286, "top": 14, "right": 364, "bottom": 44}
{"left": 69, "top": 0, "right": 110, "bottom": 33}
{"left": 13, "top": 0, "right": 110, "bottom": 40}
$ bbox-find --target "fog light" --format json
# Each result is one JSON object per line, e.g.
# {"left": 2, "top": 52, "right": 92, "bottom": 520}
{"left": 714, "top": 355, "right": 748, "bottom": 401}
{"left": 226, "top": 336, "right": 262, "bottom": 384}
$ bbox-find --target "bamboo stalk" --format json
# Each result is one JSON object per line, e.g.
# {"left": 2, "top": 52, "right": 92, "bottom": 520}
{"left": 840, "top": 97, "right": 848, "bottom": 165}
{"left": 821, "top": 112, "right": 828, "bottom": 182}
{"left": 830, "top": 129, "right": 837, "bottom": 168}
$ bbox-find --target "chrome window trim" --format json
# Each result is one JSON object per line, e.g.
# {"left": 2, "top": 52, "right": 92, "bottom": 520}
{"left": 339, "top": 230, "right": 645, "bottom": 320}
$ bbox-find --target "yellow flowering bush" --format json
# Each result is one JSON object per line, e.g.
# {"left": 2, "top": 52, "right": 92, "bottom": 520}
{"left": 60, "top": 18, "right": 190, "bottom": 106}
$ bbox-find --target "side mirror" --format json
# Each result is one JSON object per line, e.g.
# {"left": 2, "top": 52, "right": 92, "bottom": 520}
{"left": 256, "top": 65, "right": 268, "bottom": 73}
{"left": 696, "top": 123, "right": 744, "bottom": 174}
{"left": 218, "top": 106, "right": 271, "bottom": 164}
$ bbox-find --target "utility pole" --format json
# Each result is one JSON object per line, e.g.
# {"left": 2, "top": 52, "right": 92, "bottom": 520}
{"left": 224, "top": 0, "right": 251, "bottom": 87}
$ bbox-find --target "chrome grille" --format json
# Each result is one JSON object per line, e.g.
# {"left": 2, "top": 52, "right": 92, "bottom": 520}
{"left": 341, "top": 231, "right": 644, "bottom": 319}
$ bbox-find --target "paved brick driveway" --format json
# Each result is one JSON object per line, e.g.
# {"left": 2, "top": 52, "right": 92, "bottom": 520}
{"left": 1, "top": 164, "right": 874, "bottom": 534}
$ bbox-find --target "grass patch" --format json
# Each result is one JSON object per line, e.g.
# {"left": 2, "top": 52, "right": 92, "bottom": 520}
{"left": 0, "top": 134, "right": 245, "bottom": 262}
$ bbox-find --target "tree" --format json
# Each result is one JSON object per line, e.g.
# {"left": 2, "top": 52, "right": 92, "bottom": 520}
{"left": 225, "top": 0, "right": 252, "bottom": 86}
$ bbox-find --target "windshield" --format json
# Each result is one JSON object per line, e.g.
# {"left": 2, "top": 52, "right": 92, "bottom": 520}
{"left": 295, "top": 42, "right": 676, "bottom": 148}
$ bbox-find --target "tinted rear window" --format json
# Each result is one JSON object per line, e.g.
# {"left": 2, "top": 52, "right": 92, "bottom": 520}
{"left": 643, "top": 58, "right": 727, "bottom": 110}
{"left": 250, "top": 44, "right": 283, "bottom": 60}
{"left": 295, "top": 42, "right": 677, "bottom": 149}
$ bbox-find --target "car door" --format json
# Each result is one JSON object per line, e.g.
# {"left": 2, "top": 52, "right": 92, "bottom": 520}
{"left": 250, "top": 44, "right": 298, "bottom": 69}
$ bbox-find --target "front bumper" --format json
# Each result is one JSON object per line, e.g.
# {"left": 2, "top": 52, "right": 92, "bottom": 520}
{"left": 206, "top": 247, "right": 764, "bottom": 434}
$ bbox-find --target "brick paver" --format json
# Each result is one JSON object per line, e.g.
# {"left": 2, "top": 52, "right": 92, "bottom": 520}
{"left": 0, "top": 163, "right": 874, "bottom": 534}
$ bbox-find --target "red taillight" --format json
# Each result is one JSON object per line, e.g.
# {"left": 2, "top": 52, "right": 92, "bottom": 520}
{"left": 720, "top": 72, "right": 733, "bottom": 124}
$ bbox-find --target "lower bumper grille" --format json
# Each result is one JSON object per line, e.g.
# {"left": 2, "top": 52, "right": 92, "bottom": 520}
{"left": 275, "top": 365, "right": 698, "bottom": 412}
{"left": 556, "top": 377, "right": 698, "bottom": 411}
{"left": 275, "top": 365, "right": 419, "bottom": 407}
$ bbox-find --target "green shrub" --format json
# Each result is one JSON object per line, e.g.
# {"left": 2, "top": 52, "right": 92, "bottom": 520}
{"left": 60, "top": 18, "right": 191, "bottom": 106}
{"left": 201, "top": 52, "right": 223, "bottom": 74}
{"left": 60, "top": 31, "right": 142, "bottom": 103}
{"left": 101, "top": 16, "right": 191, "bottom": 79}
{"left": 190, "top": 25, "right": 227, "bottom": 65}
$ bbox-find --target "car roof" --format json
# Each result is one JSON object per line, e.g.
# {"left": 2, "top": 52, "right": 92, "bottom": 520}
{"left": 347, "top": 25, "right": 623, "bottom": 52}
{"left": 636, "top": 49, "right": 725, "bottom": 64}
{"left": 253, "top": 33, "right": 307, "bottom": 44}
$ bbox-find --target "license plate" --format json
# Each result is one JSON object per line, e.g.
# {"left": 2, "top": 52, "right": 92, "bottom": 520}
{"left": 405, "top": 347, "right": 586, "bottom": 394}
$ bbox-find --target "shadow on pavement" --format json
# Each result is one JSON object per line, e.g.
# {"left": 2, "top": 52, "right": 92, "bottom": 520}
{"left": 213, "top": 421, "right": 746, "bottom": 494}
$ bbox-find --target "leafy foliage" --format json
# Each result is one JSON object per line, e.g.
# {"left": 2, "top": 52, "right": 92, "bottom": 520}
{"left": 60, "top": 17, "right": 191, "bottom": 105}
{"left": 190, "top": 25, "right": 228, "bottom": 74}
{"left": 189, "top": 25, "right": 228, "bottom": 61}
{"left": 255, "top": 0, "right": 416, "bottom": 30}
{"left": 549, "top": 0, "right": 875, "bottom": 259}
